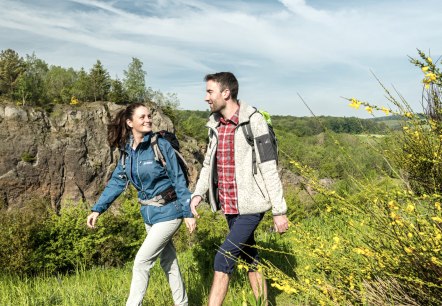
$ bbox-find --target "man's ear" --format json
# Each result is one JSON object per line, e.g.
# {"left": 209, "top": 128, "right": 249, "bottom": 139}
{"left": 222, "top": 88, "right": 230, "bottom": 99}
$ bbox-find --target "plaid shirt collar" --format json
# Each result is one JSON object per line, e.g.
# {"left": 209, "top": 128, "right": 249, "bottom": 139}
{"left": 219, "top": 107, "right": 240, "bottom": 126}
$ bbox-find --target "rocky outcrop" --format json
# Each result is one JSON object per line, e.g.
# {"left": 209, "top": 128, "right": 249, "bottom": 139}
{"left": 0, "top": 102, "right": 202, "bottom": 209}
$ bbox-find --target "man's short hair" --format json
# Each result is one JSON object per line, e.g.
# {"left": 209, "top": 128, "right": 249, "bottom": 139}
{"left": 204, "top": 72, "right": 239, "bottom": 101}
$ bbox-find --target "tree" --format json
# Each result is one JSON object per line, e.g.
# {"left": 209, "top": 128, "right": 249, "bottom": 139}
{"left": 44, "top": 66, "right": 76, "bottom": 104}
{"left": 0, "top": 49, "right": 25, "bottom": 98}
{"left": 89, "top": 60, "right": 111, "bottom": 102}
{"left": 108, "top": 77, "right": 128, "bottom": 104}
{"left": 124, "top": 57, "right": 146, "bottom": 102}
{"left": 71, "top": 68, "right": 91, "bottom": 102}
{"left": 14, "top": 53, "right": 48, "bottom": 106}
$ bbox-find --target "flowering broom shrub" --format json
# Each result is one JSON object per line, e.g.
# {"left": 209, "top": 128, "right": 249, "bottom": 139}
{"left": 241, "top": 50, "right": 442, "bottom": 305}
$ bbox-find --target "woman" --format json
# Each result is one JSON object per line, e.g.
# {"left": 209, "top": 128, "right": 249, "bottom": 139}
{"left": 87, "top": 103, "right": 196, "bottom": 306}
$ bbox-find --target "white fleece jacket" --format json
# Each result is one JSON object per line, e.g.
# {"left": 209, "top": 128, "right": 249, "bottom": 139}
{"left": 192, "top": 101, "right": 287, "bottom": 215}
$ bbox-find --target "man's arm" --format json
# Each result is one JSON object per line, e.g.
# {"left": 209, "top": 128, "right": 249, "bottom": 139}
{"left": 250, "top": 113, "right": 289, "bottom": 232}
{"left": 191, "top": 129, "right": 216, "bottom": 214}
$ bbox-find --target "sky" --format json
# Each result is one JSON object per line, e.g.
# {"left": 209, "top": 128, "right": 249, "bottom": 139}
{"left": 1, "top": 0, "right": 442, "bottom": 117}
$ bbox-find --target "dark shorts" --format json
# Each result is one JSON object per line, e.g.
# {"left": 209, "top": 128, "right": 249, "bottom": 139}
{"left": 214, "top": 212, "right": 265, "bottom": 274}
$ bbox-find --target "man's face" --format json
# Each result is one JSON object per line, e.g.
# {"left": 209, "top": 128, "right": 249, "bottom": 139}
{"left": 205, "top": 80, "right": 227, "bottom": 113}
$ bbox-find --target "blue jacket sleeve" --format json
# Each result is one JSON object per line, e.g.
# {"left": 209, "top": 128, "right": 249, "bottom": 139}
{"left": 160, "top": 139, "right": 193, "bottom": 218}
{"left": 91, "top": 161, "right": 127, "bottom": 214}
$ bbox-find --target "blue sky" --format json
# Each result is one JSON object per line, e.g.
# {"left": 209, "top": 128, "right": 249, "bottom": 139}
{"left": 1, "top": 0, "right": 442, "bottom": 117}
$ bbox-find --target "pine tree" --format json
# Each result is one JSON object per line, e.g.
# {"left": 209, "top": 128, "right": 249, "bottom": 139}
{"left": 0, "top": 49, "right": 25, "bottom": 98}
{"left": 124, "top": 57, "right": 146, "bottom": 103}
{"left": 108, "top": 77, "right": 128, "bottom": 104}
{"left": 72, "top": 68, "right": 91, "bottom": 102}
{"left": 89, "top": 60, "right": 111, "bottom": 102}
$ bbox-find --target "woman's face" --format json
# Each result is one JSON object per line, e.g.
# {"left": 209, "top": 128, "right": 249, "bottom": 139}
{"left": 126, "top": 106, "right": 152, "bottom": 137}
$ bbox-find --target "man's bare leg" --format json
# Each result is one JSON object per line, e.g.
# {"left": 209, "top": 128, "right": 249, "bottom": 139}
{"left": 248, "top": 271, "right": 268, "bottom": 305}
{"left": 208, "top": 271, "right": 231, "bottom": 306}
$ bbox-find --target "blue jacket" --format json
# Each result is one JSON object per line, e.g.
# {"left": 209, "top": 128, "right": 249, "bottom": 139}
{"left": 91, "top": 132, "right": 193, "bottom": 224}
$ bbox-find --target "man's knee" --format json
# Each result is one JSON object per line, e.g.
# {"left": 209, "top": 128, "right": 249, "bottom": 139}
{"left": 214, "top": 250, "right": 235, "bottom": 274}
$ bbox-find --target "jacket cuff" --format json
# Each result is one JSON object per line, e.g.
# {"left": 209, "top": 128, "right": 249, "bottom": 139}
{"left": 182, "top": 211, "right": 194, "bottom": 218}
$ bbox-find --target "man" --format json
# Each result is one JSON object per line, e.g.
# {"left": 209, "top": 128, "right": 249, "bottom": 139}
{"left": 190, "top": 72, "right": 289, "bottom": 305}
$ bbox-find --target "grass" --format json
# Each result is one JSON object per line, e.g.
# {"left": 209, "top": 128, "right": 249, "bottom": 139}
{"left": 0, "top": 210, "right": 297, "bottom": 306}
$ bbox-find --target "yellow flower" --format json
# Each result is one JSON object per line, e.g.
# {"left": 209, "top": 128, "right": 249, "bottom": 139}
{"left": 422, "top": 66, "right": 429, "bottom": 72}
{"left": 407, "top": 232, "right": 413, "bottom": 238}
{"left": 349, "top": 98, "right": 362, "bottom": 109}
{"left": 425, "top": 72, "right": 437, "bottom": 82}
{"left": 432, "top": 216, "right": 442, "bottom": 223}
{"left": 404, "top": 247, "right": 413, "bottom": 254}
{"left": 428, "top": 57, "right": 433, "bottom": 64}
{"left": 435, "top": 202, "right": 441, "bottom": 211}
{"left": 381, "top": 107, "right": 391, "bottom": 115}
{"left": 404, "top": 112, "right": 413, "bottom": 118}
{"left": 405, "top": 203, "right": 415, "bottom": 213}
{"left": 365, "top": 106, "right": 373, "bottom": 114}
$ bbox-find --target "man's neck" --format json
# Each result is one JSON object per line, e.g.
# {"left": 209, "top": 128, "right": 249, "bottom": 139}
{"left": 220, "top": 100, "right": 239, "bottom": 120}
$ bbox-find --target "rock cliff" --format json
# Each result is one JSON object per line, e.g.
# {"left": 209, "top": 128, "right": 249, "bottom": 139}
{"left": 0, "top": 102, "right": 202, "bottom": 209}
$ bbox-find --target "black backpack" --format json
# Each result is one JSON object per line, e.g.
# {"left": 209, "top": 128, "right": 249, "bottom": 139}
{"left": 119, "top": 130, "right": 190, "bottom": 187}
{"left": 241, "top": 109, "right": 278, "bottom": 174}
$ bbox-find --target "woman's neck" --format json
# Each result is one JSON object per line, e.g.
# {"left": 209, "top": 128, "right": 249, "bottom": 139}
{"left": 132, "top": 132, "right": 145, "bottom": 149}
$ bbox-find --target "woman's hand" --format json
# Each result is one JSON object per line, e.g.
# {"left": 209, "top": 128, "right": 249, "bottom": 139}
{"left": 184, "top": 218, "right": 196, "bottom": 234}
{"left": 87, "top": 211, "right": 100, "bottom": 229}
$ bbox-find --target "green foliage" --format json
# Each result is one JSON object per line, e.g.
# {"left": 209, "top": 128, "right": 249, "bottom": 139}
{"left": 0, "top": 50, "right": 175, "bottom": 111}
{"left": 89, "top": 60, "right": 111, "bottom": 102}
{"left": 108, "top": 77, "right": 128, "bottom": 104}
{"left": 14, "top": 52, "right": 48, "bottom": 106}
{"left": 273, "top": 115, "right": 389, "bottom": 136}
{"left": 273, "top": 50, "right": 442, "bottom": 305}
{"left": 175, "top": 111, "right": 209, "bottom": 143}
{"left": 21, "top": 152, "right": 36, "bottom": 163}
{"left": 44, "top": 66, "right": 77, "bottom": 104}
{"left": 0, "top": 48, "right": 25, "bottom": 98}
{"left": 71, "top": 68, "right": 91, "bottom": 102}
{"left": 0, "top": 194, "right": 146, "bottom": 275}
{"left": 382, "top": 51, "right": 442, "bottom": 195}
{"left": 124, "top": 57, "right": 146, "bottom": 103}
{"left": 0, "top": 199, "right": 51, "bottom": 275}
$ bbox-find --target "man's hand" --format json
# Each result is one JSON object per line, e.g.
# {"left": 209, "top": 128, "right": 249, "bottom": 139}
{"left": 273, "top": 214, "right": 289, "bottom": 233}
{"left": 184, "top": 218, "right": 197, "bottom": 233}
{"left": 190, "top": 196, "right": 202, "bottom": 218}
{"left": 87, "top": 211, "right": 100, "bottom": 229}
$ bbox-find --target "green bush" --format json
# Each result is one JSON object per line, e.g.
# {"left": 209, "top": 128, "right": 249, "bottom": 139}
{"left": 0, "top": 193, "right": 146, "bottom": 275}
{"left": 0, "top": 198, "right": 51, "bottom": 275}
{"left": 21, "top": 152, "right": 36, "bottom": 163}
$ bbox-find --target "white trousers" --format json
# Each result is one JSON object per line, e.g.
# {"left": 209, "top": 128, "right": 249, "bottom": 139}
{"left": 126, "top": 218, "right": 188, "bottom": 306}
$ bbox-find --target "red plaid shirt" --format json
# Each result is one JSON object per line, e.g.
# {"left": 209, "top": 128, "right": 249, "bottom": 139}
{"left": 217, "top": 108, "right": 239, "bottom": 214}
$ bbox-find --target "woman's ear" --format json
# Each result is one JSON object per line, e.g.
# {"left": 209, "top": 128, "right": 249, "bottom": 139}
{"left": 126, "top": 119, "right": 133, "bottom": 128}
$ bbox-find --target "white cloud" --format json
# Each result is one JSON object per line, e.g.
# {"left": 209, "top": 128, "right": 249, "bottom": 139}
{"left": 279, "top": 0, "right": 333, "bottom": 23}
{"left": 0, "top": 0, "right": 441, "bottom": 116}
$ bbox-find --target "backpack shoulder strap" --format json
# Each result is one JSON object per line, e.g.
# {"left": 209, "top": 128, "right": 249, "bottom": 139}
{"left": 119, "top": 148, "right": 127, "bottom": 170}
{"left": 241, "top": 107, "right": 259, "bottom": 174}
{"left": 151, "top": 133, "right": 167, "bottom": 167}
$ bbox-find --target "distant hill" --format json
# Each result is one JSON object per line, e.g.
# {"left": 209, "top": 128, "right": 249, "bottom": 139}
{"left": 176, "top": 110, "right": 392, "bottom": 138}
